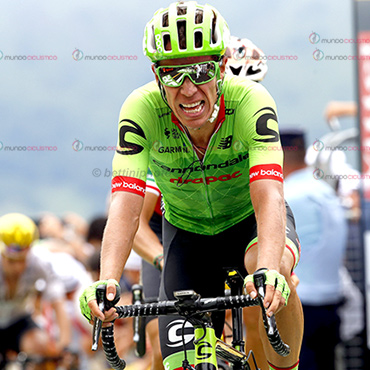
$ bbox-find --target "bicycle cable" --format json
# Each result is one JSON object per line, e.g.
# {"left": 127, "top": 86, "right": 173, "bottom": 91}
{"left": 181, "top": 317, "right": 195, "bottom": 370}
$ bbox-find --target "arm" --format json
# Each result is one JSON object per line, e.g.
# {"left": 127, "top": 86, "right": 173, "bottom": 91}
{"left": 245, "top": 179, "right": 287, "bottom": 316}
{"left": 250, "top": 179, "right": 286, "bottom": 272}
{"left": 51, "top": 298, "right": 72, "bottom": 350}
{"left": 100, "top": 191, "right": 143, "bottom": 281}
{"left": 132, "top": 191, "right": 164, "bottom": 269}
{"left": 88, "top": 191, "right": 144, "bottom": 321}
{"left": 324, "top": 101, "right": 357, "bottom": 121}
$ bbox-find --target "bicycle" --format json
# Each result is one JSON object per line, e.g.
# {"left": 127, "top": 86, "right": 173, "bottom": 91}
{"left": 131, "top": 271, "right": 248, "bottom": 360}
{"left": 91, "top": 269, "right": 290, "bottom": 370}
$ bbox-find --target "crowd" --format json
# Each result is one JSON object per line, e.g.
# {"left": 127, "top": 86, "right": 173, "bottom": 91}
{"left": 0, "top": 211, "right": 148, "bottom": 370}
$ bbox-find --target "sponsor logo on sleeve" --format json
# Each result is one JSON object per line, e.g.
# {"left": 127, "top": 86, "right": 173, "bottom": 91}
{"left": 116, "top": 119, "right": 146, "bottom": 155}
{"left": 111, "top": 176, "right": 146, "bottom": 197}
{"left": 253, "top": 107, "right": 279, "bottom": 143}
{"left": 249, "top": 164, "right": 283, "bottom": 183}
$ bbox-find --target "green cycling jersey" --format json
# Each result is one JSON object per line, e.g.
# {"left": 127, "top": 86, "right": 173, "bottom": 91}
{"left": 112, "top": 75, "right": 283, "bottom": 235}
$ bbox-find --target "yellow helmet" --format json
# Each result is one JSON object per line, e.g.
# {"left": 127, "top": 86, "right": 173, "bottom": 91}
{"left": 0, "top": 213, "right": 39, "bottom": 254}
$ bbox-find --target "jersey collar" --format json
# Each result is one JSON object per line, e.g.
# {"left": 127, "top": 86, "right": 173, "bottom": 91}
{"left": 171, "top": 95, "right": 226, "bottom": 133}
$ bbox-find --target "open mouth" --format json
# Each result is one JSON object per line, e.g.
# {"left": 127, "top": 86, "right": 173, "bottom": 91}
{"left": 180, "top": 100, "right": 205, "bottom": 114}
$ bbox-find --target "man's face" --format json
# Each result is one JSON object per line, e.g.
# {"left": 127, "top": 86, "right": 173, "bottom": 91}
{"left": 1, "top": 250, "right": 29, "bottom": 279}
{"left": 153, "top": 56, "right": 225, "bottom": 130}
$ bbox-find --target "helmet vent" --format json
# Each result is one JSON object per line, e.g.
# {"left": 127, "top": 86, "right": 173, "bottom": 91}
{"left": 211, "top": 11, "right": 217, "bottom": 44}
{"left": 195, "top": 9, "right": 203, "bottom": 24}
{"left": 177, "top": 5, "right": 187, "bottom": 15}
{"left": 162, "top": 12, "right": 169, "bottom": 27}
{"left": 177, "top": 20, "right": 187, "bottom": 50}
{"left": 150, "top": 25, "right": 156, "bottom": 51}
{"left": 194, "top": 30, "right": 203, "bottom": 48}
{"left": 163, "top": 34, "right": 172, "bottom": 51}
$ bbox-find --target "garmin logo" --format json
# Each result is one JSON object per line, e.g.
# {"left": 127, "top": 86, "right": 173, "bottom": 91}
{"left": 157, "top": 146, "right": 190, "bottom": 153}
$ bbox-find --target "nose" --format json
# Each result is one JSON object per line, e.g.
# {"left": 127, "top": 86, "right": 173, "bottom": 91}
{"left": 180, "top": 76, "right": 198, "bottom": 97}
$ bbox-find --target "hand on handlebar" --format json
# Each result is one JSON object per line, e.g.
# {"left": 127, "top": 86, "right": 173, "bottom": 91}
{"left": 79, "top": 279, "right": 120, "bottom": 323}
{"left": 244, "top": 268, "right": 290, "bottom": 317}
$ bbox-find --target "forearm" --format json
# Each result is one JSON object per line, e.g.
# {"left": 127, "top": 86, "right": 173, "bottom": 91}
{"left": 133, "top": 222, "right": 163, "bottom": 265}
{"left": 325, "top": 101, "right": 357, "bottom": 121}
{"left": 251, "top": 181, "right": 286, "bottom": 271}
{"left": 52, "top": 299, "right": 71, "bottom": 349}
{"left": 100, "top": 192, "right": 143, "bottom": 281}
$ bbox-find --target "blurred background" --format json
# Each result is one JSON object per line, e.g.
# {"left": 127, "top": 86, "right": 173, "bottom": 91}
{"left": 0, "top": 0, "right": 357, "bottom": 219}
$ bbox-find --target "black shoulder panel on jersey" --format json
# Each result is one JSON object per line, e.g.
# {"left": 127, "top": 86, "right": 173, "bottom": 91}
{"left": 117, "top": 119, "right": 147, "bottom": 155}
{"left": 252, "top": 107, "right": 280, "bottom": 143}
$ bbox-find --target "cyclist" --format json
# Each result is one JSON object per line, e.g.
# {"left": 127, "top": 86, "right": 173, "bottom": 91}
{"left": 225, "top": 35, "right": 268, "bottom": 82}
{"left": 80, "top": 2, "right": 303, "bottom": 370}
{"left": 0, "top": 213, "right": 71, "bottom": 368}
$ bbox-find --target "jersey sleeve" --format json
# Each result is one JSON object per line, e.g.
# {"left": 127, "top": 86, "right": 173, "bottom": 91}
{"left": 235, "top": 82, "right": 283, "bottom": 183}
{"left": 146, "top": 168, "right": 161, "bottom": 197}
{"left": 111, "top": 88, "right": 154, "bottom": 197}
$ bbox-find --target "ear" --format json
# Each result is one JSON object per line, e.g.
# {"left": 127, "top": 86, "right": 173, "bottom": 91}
{"left": 151, "top": 64, "right": 159, "bottom": 83}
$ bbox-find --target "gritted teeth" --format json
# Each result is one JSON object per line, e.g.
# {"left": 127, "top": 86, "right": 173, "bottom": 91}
{"left": 180, "top": 101, "right": 204, "bottom": 114}
{"left": 181, "top": 101, "right": 203, "bottom": 108}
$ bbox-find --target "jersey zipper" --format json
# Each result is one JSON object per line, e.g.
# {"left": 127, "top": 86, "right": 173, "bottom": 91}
{"left": 183, "top": 125, "right": 225, "bottom": 233}
{"left": 181, "top": 129, "right": 215, "bottom": 226}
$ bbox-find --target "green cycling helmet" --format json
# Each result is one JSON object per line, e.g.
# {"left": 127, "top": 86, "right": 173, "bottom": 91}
{"left": 143, "top": 1, "right": 230, "bottom": 62}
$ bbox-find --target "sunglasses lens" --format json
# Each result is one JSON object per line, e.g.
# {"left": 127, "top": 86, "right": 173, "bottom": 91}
{"left": 158, "top": 62, "right": 217, "bottom": 87}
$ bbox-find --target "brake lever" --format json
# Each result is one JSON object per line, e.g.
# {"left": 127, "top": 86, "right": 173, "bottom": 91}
{"left": 253, "top": 269, "right": 277, "bottom": 336}
{"left": 91, "top": 284, "right": 121, "bottom": 351}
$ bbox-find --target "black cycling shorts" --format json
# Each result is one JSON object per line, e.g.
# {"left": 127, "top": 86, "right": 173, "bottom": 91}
{"left": 0, "top": 314, "right": 39, "bottom": 356}
{"left": 158, "top": 203, "right": 300, "bottom": 361}
{"left": 141, "top": 212, "right": 162, "bottom": 324}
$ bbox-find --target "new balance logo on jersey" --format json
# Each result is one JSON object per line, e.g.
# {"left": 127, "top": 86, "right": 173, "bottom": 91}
{"left": 249, "top": 164, "right": 283, "bottom": 183}
{"left": 218, "top": 135, "right": 233, "bottom": 149}
{"left": 111, "top": 176, "right": 146, "bottom": 197}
